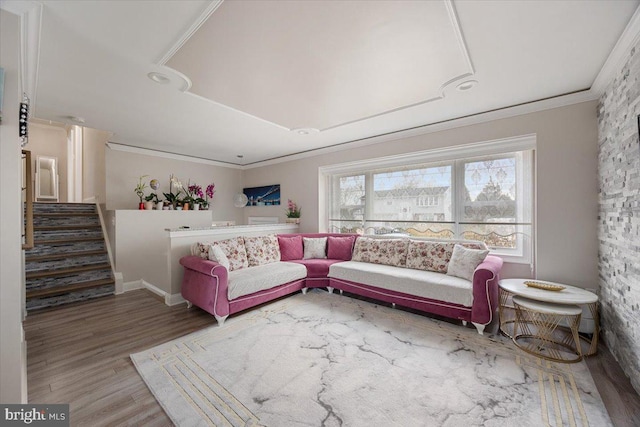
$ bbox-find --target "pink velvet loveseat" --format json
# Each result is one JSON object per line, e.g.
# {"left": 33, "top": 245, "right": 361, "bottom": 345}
{"left": 180, "top": 233, "right": 503, "bottom": 334}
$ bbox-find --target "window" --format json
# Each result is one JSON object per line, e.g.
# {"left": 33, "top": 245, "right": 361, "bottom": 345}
{"left": 321, "top": 136, "right": 534, "bottom": 263}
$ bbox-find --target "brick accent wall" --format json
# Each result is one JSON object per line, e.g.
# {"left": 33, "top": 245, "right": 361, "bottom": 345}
{"left": 597, "top": 41, "right": 640, "bottom": 394}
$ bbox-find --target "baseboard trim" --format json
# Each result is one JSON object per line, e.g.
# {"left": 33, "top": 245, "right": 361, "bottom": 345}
{"left": 165, "top": 293, "right": 187, "bottom": 306}
{"left": 114, "top": 272, "right": 125, "bottom": 294}
{"left": 122, "top": 279, "right": 185, "bottom": 306}
{"left": 122, "top": 279, "right": 143, "bottom": 293}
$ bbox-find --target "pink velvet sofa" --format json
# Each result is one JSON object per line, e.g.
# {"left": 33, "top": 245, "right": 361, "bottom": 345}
{"left": 180, "top": 233, "right": 355, "bottom": 326}
{"left": 180, "top": 233, "right": 503, "bottom": 334}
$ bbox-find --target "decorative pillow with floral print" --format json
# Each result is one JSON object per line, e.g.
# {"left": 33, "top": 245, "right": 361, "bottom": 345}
{"left": 212, "top": 237, "right": 249, "bottom": 271}
{"left": 352, "top": 237, "right": 408, "bottom": 267}
{"left": 244, "top": 234, "right": 281, "bottom": 266}
{"left": 192, "top": 242, "right": 213, "bottom": 259}
{"left": 406, "top": 240, "right": 488, "bottom": 272}
{"left": 368, "top": 239, "right": 409, "bottom": 267}
{"left": 352, "top": 237, "right": 373, "bottom": 263}
{"left": 406, "top": 241, "right": 455, "bottom": 273}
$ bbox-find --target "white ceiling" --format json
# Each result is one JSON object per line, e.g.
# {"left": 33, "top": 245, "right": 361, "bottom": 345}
{"left": 15, "top": 0, "right": 640, "bottom": 166}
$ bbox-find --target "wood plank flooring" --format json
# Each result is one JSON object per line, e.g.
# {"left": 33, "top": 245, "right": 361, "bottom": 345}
{"left": 25, "top": 289, "right": 640, "bottom": 426}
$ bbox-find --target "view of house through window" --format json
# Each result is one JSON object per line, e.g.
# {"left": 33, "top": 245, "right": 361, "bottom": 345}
{"left": 328, "top": 149, "right": 533, "bottom": 261}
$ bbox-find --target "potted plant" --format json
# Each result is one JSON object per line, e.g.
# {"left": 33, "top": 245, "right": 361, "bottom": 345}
{"left": 201, "top": 183, "right": 215, "bottom": 210}
{"left": 143, "top": 194, "right": 155, "bottom": 210}
{"left": 163, "top": 174, "right": 183, "bottom": 210}
{"left": 153, "top": 194, "right": 164, "bottom": 210}
{"left": 285, "top": 199, "right": 301, "bottom": 224}
{"left": 186, "top": 181, "right": 202, "bottom": 210}
{"left": 145, "top": 193, "right": 162, "bottom": 210}
{"left": 181, "top": 196, "right": 191, "bottom": 211}
{"left": 134, "top": 175, "right": 149, "bottom": 210}
{"left": 194, "top": 197, "right": 206, "bottom": 210}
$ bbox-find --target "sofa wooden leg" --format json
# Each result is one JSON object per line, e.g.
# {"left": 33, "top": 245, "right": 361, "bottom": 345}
{"left": 186, "top": 301, "right": 193, "bottom": 309}
{"left": 301, "top": 288, "right": 308, "bottom": 295}
{"left": 391, "top": 303, "right": 396, "bottom": 309}
{"left": 462, "top": 320, "right": 467, "bottom": 326}
{"left": 327, "top": 287, "right": 334, "bottom": 294}
{"left": 339, "top": 289, "right": 343, "bottom": 295}
{"left": 472, "top": 322, "right": 485, "bottom": 335}
{"left": 215, "top": 314, "right": 229, "bottom": 326}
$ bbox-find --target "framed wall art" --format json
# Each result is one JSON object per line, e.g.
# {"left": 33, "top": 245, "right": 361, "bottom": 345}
{"left": 243, "top": 184, "right": 281, "bottom": 206}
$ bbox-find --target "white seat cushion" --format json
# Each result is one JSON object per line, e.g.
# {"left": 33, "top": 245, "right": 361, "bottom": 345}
{"left": 329, "top": 261, "right": 473, "bottom": 307}
{"left": 228, "top": 262, "right": 307, "bottom": 300}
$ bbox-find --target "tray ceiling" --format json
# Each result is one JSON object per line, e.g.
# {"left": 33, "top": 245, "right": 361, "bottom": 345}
{"left": 13, "top": 0, "right": 640, "bottom": 166}
{"left": 166, "top": 0, "right": 473, "bottom": 131}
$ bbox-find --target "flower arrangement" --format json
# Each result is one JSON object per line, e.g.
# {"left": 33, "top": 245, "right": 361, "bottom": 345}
{"left": 163, "top": 174, "right": 183, "bottom": 208}
{"left": 286, "top": 199, "right": 301, "bottom": 218}
{"left": 134, "top": 175, "right": 149, "bottom": 203}
{"left": 200, "top": 183, "right": 215, "bottom": 209}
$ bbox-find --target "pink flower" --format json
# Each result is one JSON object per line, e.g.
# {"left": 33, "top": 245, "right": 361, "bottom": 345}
{"left": 206, "top": 183, "right": 216, "bottom": 199}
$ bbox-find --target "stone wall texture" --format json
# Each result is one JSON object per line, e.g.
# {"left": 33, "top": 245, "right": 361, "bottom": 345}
{"left": 597, "top": 40, "right": 640, "bottom": 394}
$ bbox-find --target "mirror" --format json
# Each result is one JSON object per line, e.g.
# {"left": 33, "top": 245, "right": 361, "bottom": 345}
{"left": 36, "top": 156, "right": 59, "bottom": 201}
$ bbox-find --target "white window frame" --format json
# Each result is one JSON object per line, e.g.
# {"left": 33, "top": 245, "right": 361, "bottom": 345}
{"left": 319, "top": 134, "right": 536, "bottom": 265}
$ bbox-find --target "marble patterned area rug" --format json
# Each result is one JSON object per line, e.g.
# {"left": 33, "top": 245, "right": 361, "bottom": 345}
{"left": 131, "top": 290, "right": 612, "bottom": 427}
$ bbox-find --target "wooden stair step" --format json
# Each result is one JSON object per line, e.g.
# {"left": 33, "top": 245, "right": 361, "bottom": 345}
{"left": 34, "top": 224, "right": 102, "bottom": 231}
{"left": 35, "top": 236, "right": 105, "bottom": 245}
{"left": 26, "top": 249, "right": 108, "bottom": 263}
{"left": 26, "top": 279, "right": 115, "bottom": 299}
{"left": 33, "top": 212, "right": 98, "bottom": 217}
{"left": 26, "top": 264, "right": 112, "bottom": 280}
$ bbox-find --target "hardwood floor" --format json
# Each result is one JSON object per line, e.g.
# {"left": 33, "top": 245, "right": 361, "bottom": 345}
{"left": 25, "top": 290, "right": 212, "bottom": 426}
{"left": 25, "top": 289, "right": 640, "bottom": 426}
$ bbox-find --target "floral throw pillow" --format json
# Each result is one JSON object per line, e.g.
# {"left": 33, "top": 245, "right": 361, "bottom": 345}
{"left": 244, "top": 234, "right": 281, "bottom": 266}
{"left": 352, "top": 237, "right": 408, "bottom": 267}
{"left": 213, "top": 237, "right": 249, "bottom": 271}
{"left": 406, "top": 241, "right": 455, "bottom": 273}
{"left": 368, "top": 239, "right": 409, "bottom": 267}
{"left": 193, "top": 242, "right": 213, "bottom": 259}
{"left": 352, "top": 237, "right": 373, "bottom": 263}
{"left": 446, "top": 244, "right": 489, "bottom": 281}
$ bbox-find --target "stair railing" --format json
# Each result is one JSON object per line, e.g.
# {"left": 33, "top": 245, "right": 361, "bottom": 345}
{"left": 22, "top": 150, "right": 34, "bottom": 250}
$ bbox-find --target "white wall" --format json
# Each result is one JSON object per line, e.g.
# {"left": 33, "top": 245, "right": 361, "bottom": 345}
{"left": 82, "top": 127, "right": 108, "bottom": 203}
{"left": 27, "top": 122, "right": 68, "bottom": 202}
{"left": 114, "top": 210, "right": 214, "bottom": 293}
{"left": 243, "top": 101, "right": 599, "bottom": 289}
{"left": 0, "top": 8, "right": 28, "bottom": 403}
{"left": 105, "top": 147, "right": 244, "bottom": 225}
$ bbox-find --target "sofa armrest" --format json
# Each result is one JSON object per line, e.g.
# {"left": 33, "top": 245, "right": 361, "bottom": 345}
{"left": 180, "top": 255, "right": 228, "bottom": 279}
{"left": 180, "top": 255, "right": 230, "bottom": 318}
{"left": 471, "top": 255, "right": 504, "bottom": 326}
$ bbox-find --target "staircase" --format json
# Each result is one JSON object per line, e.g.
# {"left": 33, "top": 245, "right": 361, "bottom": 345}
{"left": 25, "top": 203, "right": 115, "bottom": 311}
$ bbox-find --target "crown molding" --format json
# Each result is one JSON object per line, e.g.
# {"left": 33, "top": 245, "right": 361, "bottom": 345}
{"left": 106, "top": 142, "right": 243, "bottom": 169}
{"left": 318, "top": 134, "right": 536, "bottom": 175}
{"left": 105, "top": 90, "right": 596, "bottom": 171}
{"left": 156, "top": 0, "right": 224, "bottom": 65}
{"left": 591, "top": 4, "right": 640, "bottom": 94}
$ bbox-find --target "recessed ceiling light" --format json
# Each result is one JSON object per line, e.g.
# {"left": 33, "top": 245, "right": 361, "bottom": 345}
{"left": 294, "top": 128, "right": 319, "bottom": 135}
{"left": 237, "top": 155, "right": 244, "bottom": 159}
{"left": 147, "top": 72, "right": 171, "bottom": 84}
{"left": 67, "top": 115, "right": 85, "bottom": 124}
{"left": 456, "top": 80, "right": 477, "bottom": 91}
